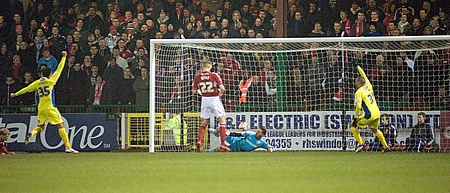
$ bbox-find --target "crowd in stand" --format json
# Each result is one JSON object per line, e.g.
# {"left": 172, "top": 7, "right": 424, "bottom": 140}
{"left": 0, "top": 0, "right": 449, "bottom": 111}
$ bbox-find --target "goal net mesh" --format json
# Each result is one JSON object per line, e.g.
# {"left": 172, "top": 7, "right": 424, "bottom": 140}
{"left": 151, "top": 38, "right": 450, "bottom": 152}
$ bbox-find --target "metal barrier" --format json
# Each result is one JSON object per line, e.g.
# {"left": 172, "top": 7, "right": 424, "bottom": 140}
{"left": 126, "top": 112, "right": 204, "bottom": 151}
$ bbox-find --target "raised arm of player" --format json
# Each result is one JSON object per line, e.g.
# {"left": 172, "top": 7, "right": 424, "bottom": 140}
{"left": 357, "top": 65, "right": 371, "bottom": 87}
{"left": 48, "top": 51, "right": 67, "bottom": 84}
{"left": 12, "top": 79, "right": 40, "bottom": 98}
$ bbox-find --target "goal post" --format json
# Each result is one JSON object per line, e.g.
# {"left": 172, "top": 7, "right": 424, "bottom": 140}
{"left": 149, "top": 36, "right": 450, "bottom": 153}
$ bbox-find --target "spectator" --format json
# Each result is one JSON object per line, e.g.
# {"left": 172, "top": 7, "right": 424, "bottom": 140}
{"left": 48, "top": 26, "right": 66, "bottom": 60}
{"left": 258, "top": 10, "right": 271, "bottom": 31}
{"left": 429, "top": 19, "right": 447, "bottom": 35}
{"left": 137, "top": 24, "right": 153, "bottom": 40}
{"left": 238, "top": 5, "right": 251, "bottom": 27}
{"left": 268, "top": 20, "right": 277, "bottom": 38}
{"left": 265, "top": 70, "right": 277, "bottom": 106}
{"left": 110, "top": 46, "right": 128, "bottom": 70}
{"left": 419, "top": 9, "right": 430, "bottom": 29}
{"left": 288, "top": 11, "right": 307, "bottom": 38}
{"left": 383, "top": 3, "right": 397, "bottom": 28}
{"left": 0, "top": 74, "right": 21, "bottom": 106}
{"left": 406, "top": 18, "right": 424, "bottom": 36}
{"left": 118, "top": 67, "right": 135, "bottom": 105}
{"left": 117, "top": 38, "right": 133, "bottom": 59}
{"left": 102, "top": 57, "right": 123, "bottom": 104}
{"left": 0, "top": 43, "right": 13, "bottom": 81}
{"left": 397, "top": 14, "right": 412, "bottom": 34}
{"left": 328, "top": 22, "right": 348, "bottom": 37}
{"left": 306, "top": 55, "right": 326, "bottom": 110}
{"left": 156, "top": 10, "right": 170, "bottom": 30}
{"left": 61, "top": 7, "right": 77, "bottom": 35}
{"left": 423, "top": 25, "right": 433, "bottom": 35}
{"left": 365, "top": 23, "right": 382, "bottom": 36}
{"left": 438, "top": 10, "right": 449, "bottom": 31}
{"left": 13, "top": 34, "right": 24, "bottom": 52}
{"left": 253, "top": 18, "right": 267, "bottom": 37}
{"left": 72, "top": 30, "right": 83, "bottom": 45}
{"left": 363, "top": 0, "right": 385, "bottom": 20}
{"left": 249, "top": 0, "right": 259, "bottom": 19}
{"left": 196, "top": 2, "right": 213, "bottom": 20}
{"left": 305, "top": 2, "right": 322, "bottom": 31}
{"left": 15, "top": 41, "right": 36, "bottom": 74}
{"left": 0, "top": 16, "right": 9, "bottom": 44}
{"left": 88, "top": 65, "right": 100, "bottom": 87}
{"left": 434, "top": 86, "right": 450, "bottom": 110}
{"left": 73, "top": 4, "right": 84, "bottom": 20}
{"left": 390, "top": 55, "right": 413, "bottom": 102}
{"left": 130, "top": 47, "right": 149, "bottom": 70}
{"left": 372, "top": 65, "right": 391, "bottom": 103}
{"left": 133, "top": 66, "right": 149, "bottom": 112}
{"left": 37, "top": 48, "right": 58, "bottom": 73}
{"left": 87, "top": 75, "right": 105, "bottom": 105}
{"left": 349, "top": 2, "right": 361, "bottom": 23}
{"left": 221, "top": 1, "right": 233, "bottom": 19}
{"left": 19, "top": 72, "right": 36, "bottom": 105}
{"left": 82, "top": 54, "right": 93, "bottom": 75}
{"left": 367, "top": 114, "right": 397, "bottom": 151}
{"left": 308, "top": 22, "right": 326, "bottom": 37}
{"left": 406, "top": 112, "right": 436, "bottom": 152}
{"left": 89, "top": 44, "right": 105, "bottom": 72}
{"left": 106, "top": 26, "right": 120, "bottom": 51}
{"left": 339, "top": 10, "right": 352, "bottom": 36}
{"left": 351, "top": 11, "right": 368, "bottom": 37}
{"left": 98, "top": 38, "right": 111, "bottom": 59}
{"left": 10, "top": 55, "right": 26, "bottom": 81}
{"left": 394, "top": 5, "right": 414, "bottom": 22}
{"left": 68, "top": 63, "right": 88, "bottom": 105}
{"left": 247, "top": 28, "right": 256, "bottom": 38}
{"left": 369, "top": 10, "right": 386, "bottom": 35}
{"left": 83, "top": 6, "right": 105, "bottom": 34}
{"left": 28, "top": 19, "right": 39, "bottom": 41}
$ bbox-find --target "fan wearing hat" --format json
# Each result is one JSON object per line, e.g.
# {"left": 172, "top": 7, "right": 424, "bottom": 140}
{"left": 106, "top": 26, "right": 120, "bottom": 50}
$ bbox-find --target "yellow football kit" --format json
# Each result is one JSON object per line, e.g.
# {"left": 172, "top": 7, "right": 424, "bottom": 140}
{"left": 15, "top": 57, "right": 66, "bottom": 125}
{"left": 354, "top": 66, "right": 380, "bottom": 128}
{"left": 351, "top": 66, "right": 388, "bottom": 149}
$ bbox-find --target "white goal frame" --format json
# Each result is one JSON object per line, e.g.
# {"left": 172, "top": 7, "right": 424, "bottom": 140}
{"left": 149, "top": 35, "right": 450, "bottom": 153}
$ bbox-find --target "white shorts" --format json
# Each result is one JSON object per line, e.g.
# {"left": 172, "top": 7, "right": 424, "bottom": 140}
{"left": 200, "top": 96, "right": 226, "bottom": 119}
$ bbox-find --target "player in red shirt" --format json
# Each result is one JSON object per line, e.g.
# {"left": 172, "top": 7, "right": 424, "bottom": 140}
{"left": 192, "top": 57, "right": 230, "bottom": 152}
{"left": 0, "top": 128, "right": 14, "bottom": 155}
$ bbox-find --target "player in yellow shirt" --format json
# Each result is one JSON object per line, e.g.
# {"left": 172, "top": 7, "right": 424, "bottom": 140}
{"left": 11, "top": 51, "right": 78, "bottom": 153}
{"left": 351, "top": 65, "right": 389, "bottom": 153}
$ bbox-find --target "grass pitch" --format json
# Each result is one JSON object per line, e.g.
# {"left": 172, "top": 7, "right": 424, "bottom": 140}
{"left": 1, "top": 151, "right": 449, "bottom": 193}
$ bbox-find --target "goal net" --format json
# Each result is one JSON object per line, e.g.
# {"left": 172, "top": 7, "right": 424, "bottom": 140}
{"left": 149, "top": 36, "right": 450, "bottom": 153}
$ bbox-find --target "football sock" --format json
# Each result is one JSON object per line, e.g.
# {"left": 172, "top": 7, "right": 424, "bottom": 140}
{"left": 350, "top": 126, "right": 364, "bottom": 145}
{"left": 198, "top": 124, "right": 206, "bottom": 144}
{"left": 375, "top": 130, "right": 389, "bottom": 149}
{"left": 58, "top": 128, "right": 72, "bottom": 149}
{"left": 219, "top": 124, "right": 226, "bottom": 146}
{"left": 31, "top": 127, "right": 44, "bottom": 136}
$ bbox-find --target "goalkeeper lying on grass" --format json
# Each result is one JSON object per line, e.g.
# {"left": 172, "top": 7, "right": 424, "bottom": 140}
{"left": 207, "top": 127, "right": 274, "bottom": 152}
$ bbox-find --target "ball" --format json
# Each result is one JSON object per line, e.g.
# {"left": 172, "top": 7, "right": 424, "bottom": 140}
{"left": 238, "top": 122, "right": 249, "bottom": 131}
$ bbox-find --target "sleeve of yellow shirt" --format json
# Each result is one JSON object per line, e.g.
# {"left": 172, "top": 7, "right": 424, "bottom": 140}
{"left": 48, "top": 57, "right": 66, "bottom": 85}
{"left": 15, "top": 79, "right": 40, "bottom": 96}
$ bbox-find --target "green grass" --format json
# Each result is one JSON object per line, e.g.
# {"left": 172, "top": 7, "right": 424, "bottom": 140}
{"left": 1, "top": 152, "right": 449, "bottom": 193}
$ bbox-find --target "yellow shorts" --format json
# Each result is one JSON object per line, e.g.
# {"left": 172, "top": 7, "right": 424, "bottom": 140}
{"left": 356, "top": 116, "right": 380, "bottom": 129}
{"left": 38, "top": 108, "right": 63, "bottom": 125}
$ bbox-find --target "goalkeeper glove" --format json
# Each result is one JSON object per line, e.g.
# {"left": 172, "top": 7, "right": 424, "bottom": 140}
{"left": 351, "top": 117, "right": 359, "bottom": 128}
